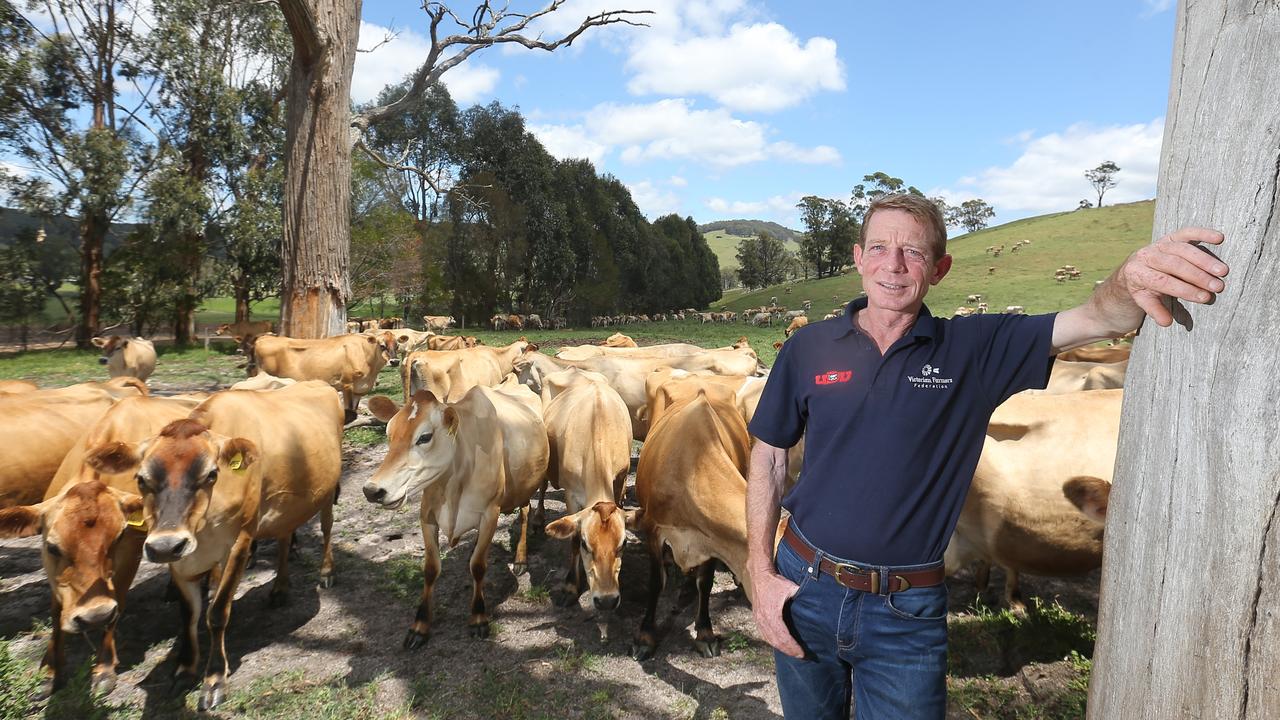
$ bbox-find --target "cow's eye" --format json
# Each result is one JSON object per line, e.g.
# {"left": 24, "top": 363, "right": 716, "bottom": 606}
{"left": 45, "top": 542, "right": 62, "bottom": 558}
{"left": 416, "top": 433, "right": 433, "bottom": 446}
{"left": 203, "top": 468, "right": 219, "bottom": 484}
{"left": 136, "top": 474, "right": 152, "bottom": 491}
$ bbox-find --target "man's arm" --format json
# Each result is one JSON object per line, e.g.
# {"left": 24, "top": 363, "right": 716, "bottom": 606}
{"left": 746, "top": 439, "right": 803, "bottom": 658}
{"left": 1052, "top": 227, "right": 1228, "bottom": 353}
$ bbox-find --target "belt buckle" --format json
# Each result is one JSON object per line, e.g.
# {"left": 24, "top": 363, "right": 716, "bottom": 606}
{"left": 832, "top": 562, "right": 869, "bottom": 591}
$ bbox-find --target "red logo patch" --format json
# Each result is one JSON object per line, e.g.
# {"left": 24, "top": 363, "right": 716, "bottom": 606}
{"left": 814, "top": 370, "right": 853, "bottom": 385}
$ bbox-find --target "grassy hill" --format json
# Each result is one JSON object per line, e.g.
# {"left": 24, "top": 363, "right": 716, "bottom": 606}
{"left": 704, "top": 229, "right": 803, "bottom": 271}
{"left": 698, "top": 219, "right": 802, "bottom": 243}
{"left": 715, "top": 200, "right": 1156, "bottom": 316}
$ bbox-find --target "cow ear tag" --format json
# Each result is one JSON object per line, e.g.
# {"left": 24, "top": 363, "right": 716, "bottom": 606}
{"left": 125, "top": 509, "right": 146, "bottom": 529}
{"left": 229, "top": 452, "right": 245, "bottom": 471}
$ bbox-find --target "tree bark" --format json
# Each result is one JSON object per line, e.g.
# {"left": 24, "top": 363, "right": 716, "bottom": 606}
{"left": 76, "top": 212, "right": 106, "bottom": 348}
{"left": 1088, "top": 1, "right": 1280, "bottom": 717}
{"left": 278, "top": 0, "right": 361, "bottom": 339}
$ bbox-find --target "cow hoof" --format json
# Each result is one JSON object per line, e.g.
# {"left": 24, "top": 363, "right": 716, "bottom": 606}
{"left": 318, "top": 573, "right": 335, "bottom": 589}
{"left": 344, "top": 410, "right": 358, "bottom": 425}
{"left": 469, "top": 622, "right": 491, "bottom": 639}
{"left": 629, "top": 642, "right": 656, "bottom": 662}
{"left": 403, "top": 629, "right": 429, "bottom": 650}
{"left": 511, "top": 561, "right": 526, "bottom": 576}
{"left": 694, "top": 636, "right": 722, "bottom": 658}
{"left": 168, "top": 671, "right": 197, "bottom": 697}
{"left": 197, "top": 682, "right": 226, "bottom": 712}
{"left": 551, "top": 588, "right": 580, "bottom": 608}
{"left": 91, "top": 669, "right": 117, "bottom": 696}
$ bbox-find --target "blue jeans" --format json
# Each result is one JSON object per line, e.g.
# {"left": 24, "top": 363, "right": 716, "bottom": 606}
{"left": 773, "top": 531, "right": 949, "bottom": 720}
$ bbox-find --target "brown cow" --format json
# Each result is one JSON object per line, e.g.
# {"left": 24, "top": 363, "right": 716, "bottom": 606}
{"left": 540, "top": 370, "right": 632, "bottom": 624}
{"left": 0, "top": 395, "right": 206, "bottom": 696}
{"left": 0, "top": 378, "right": 147, "bottom": 508}
{"left": 401, "top": 339, "right": 528, "bottom": 403}
{"left": 81, "top": 381, "right": 343, "bottom": 710}
{"left": 1056, "top": 345, "right": 1132, "bottom": 364}
{"left": 363, "top": 384, "right": 549, "bottom": 649}
{"left": 250, "top": 332, "right": 399, "bottom": 422}
{"left": 784, "top": 315, "right": 809, "bottom": 337}
{"left": 422, "top": 315, "right": 455, "bottom": 333}
{"left": 600, "top": 332, "right": 638, "bottom": 348}
{"left": 92, "top": 336, "right": 157, "bottom": 381}
{"left": 214, "top": 320, "right": 273, "bottom": 338}
{"left": 630, "top": 382, "right": 752, "bottom": 660}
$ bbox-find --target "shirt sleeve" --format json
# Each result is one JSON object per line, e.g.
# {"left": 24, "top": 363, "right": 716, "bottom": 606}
{"left": 748, "top": 339, "right": 807, "bottom": 448}
{"left": 972, "top": 312, "right": 1058, "bottom": 408}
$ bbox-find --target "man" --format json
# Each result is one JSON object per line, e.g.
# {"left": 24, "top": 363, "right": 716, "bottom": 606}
{"left": 746, "top": 193, "right": 1227, "bottom": 719}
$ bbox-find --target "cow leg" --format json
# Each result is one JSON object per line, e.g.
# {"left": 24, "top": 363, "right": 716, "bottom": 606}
{"left": 511, "top": 505, "right": 530, "bottom": 575}
{"left": 531, "top": 481, "right": 548, "bottom": 528}
{"left": 342, "top": 385, "right": 357, "bottom": 425}
{"left": 91, "top": 530, "right": 144, "bottom": 696}
{"left": 405, "top": 510, "right": 441, "bottom": 650}
{"left": 467, "top": 506, "right": 500, "bottom": 639}
{"left": 199, "top": 535, "right": 253, "bottom": 712}
{"left": 268, "top": 536, "right": 292, "bottom": 607}
{"left": 318, "top": 499, "right": 336, "bottom": 588}
{"left": 692, "top": 560, "right": 722, "bottom": 657}
{"left": 553, "top": 527, "right": 587, "bottom": 608}
{"left": 36, "top": 599, "right": 64, "bottom": 700}
{"left": 170, "top": 573, "right": 203, "bottom": 692}
{"left": 974, "top": 560, "right": 991, "bottom": 593}
{"left": 630, "top": 535, "right": 667, "bottom": 661}
{"left": 1004, "top": 568, "right": 1027, "bottom": 615}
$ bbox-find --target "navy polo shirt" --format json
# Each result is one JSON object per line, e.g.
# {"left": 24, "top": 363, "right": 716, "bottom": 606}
{"left": 749, "top": 297, "right": 1057, "bottom": 566}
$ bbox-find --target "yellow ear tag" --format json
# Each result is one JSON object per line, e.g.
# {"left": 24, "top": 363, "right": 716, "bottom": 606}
{"left": 447, "top": 423, "right": 457, "bottom": 438}
{"left": 229, "top": 452, "right": 244, "bottom": 471}
{"left": 125, "top": 509, "right": 146, "bottom": 529}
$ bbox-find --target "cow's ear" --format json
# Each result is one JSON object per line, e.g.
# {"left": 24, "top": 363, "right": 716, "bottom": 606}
{"left": 1063, "top": 476, "right": 1111, "bottom": 522}
{"left": 91, "top": 337, "right": 107, "bottom": 348}
{"left": 0, "top": 504, "right": 43, "bottom": 539}
{"left": 86, "top": 441, "right": 143, "bottom": 475}
{"left": 365, "top": 335, "right": 377, "bottom": 345}
{"left": 397, "top": 334, "right": 410, "bottom": 344}
{"left": 220, "top": 437, "right": 259, "bottom": 473}
{"left": 526, "top": 342, "right": 539, "bottom": 353}
{"left": 120, "top": 339, "right": 129, "bottom": 348}
{"left": 367, "top": 395, "right": 399, "bottom": 423}
{"left": 442, "top": 407, "right": 460, "bottom": 437}
{"left": 107, "top": 488, "right": 146, "bottom": 528}
{"left": 545, "top": 513, "right": 580, "bottom": 540}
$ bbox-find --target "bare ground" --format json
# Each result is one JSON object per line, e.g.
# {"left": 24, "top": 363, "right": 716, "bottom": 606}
{"left": 0, "top": 414, "right": 1099, "bottom": 720}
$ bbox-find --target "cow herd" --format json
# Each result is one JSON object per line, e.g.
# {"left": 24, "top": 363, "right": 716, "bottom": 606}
{"left": 0, "top": 320, "right": 1133, "bottom": 711}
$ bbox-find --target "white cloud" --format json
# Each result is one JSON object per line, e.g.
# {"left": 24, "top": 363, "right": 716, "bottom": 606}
{"left": 524, "top": 0, "right": 755, "bottom": 44}
{"left": 937, "top": 119, "right": 1164, "bottom": 217}
{"left": 353, "top": 22, "right": 499, "bottom": 105}
{"left": 767, "top": 141, "right": 841, "bottom": 165}
{"left": 705, "top": 192, "right": 804, "bottom": 223}
{"left": 626, "top": 23, "right": 844, "bottom": 112}
{"left": 669, "top": 175, "right": 687, "bottom": 187}
{"left": 1141, "top": 0, "right": 1174, "bottom": 16}
{"left": 627, "top": 180, "right": 681, "bottom": 219}
{"left": 527, "top": 124, "right": 609, "bottom": 165}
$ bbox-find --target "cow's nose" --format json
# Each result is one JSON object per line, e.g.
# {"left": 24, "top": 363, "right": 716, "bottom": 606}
{"left": 71, "top": 600, "right": 118, "bottom": 631}
{"left": 593, "top": 594, "right": 620, "bottom": 611}
{"left": 145, "top": 534, "right": 189, "bottom": 563}
{"left": 97, "top": 357, "right": 108, "bottom": 365}
{"left": 388, "top": 358, "right": 401, "bottom": 367}
{"left": 363, "top": 483, "right": 386, "bottom": 504}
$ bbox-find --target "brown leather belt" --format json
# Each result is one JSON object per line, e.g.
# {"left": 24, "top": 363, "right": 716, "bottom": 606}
{"left": 781, "top": 522, "right": 945, "bottom": 595}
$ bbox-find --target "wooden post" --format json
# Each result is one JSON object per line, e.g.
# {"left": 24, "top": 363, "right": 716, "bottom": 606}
{"left": 1087, "top": 1, "right": 1280, "bottom": 717}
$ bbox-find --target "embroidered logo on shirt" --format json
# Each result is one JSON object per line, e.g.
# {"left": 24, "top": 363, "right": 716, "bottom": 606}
{"left": 815, "top": 370, "right": 853, "bottom": 385}
{"left": 907, "top": 363, "right": 954, "bottom": 389}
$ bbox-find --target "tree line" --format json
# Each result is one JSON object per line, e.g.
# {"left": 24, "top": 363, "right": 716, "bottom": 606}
{"left": 0, "top": 1, "right": 716, "bottom": 344}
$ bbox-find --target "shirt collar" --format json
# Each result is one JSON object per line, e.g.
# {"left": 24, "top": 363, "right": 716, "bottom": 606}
{"left": 828, "top": 296, "right": 937, "bottom": 342}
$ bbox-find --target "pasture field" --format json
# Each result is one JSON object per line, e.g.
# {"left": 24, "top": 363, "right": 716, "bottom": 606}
{"left": 702, "top": 230, "right": 802, "bottom": 272}
{"left": 0, "top": 324, "right": 1099, "bottom": 719}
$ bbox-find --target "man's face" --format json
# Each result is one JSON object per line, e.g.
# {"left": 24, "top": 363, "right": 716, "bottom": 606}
{"left": 853, "top": 209, "right": 952, "bottom": 314}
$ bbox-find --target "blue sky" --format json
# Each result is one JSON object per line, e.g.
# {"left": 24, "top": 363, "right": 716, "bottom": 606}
{"left": 359, "top": 0, "right": 1177, "bottom": 230}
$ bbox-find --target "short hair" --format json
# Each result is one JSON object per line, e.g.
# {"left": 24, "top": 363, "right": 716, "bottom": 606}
{"left": 859, "top": 194, "right": 948, "bottom": 259}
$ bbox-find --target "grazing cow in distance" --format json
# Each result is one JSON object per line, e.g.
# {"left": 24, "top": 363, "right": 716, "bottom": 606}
{"left": 92, "top": 336, "right": 157, "bottom": 382}
{"left": 363, "top": 385, "right": 549, "bottom": 649}
{"left": 423, "top": 315, "right": 455, "bottom": 333}
{"left": 785, "top": 316, "right": 809, "bottom": 337}
{"left": 215, "top": 320, "right": 273, "bottom": 338}
{"left": 82, "top": 381, "right": 344, "bottom": 710}
{"left": 249, "top": 332, "right": 399, "bottom": 423}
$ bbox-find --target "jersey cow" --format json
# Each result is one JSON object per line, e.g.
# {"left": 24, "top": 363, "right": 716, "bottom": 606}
{"left": 250, "top": 332, "right": 399, "bottom": 422}
{"left": 630, "top": 381, "right": 753, "bottom": 661}
{"left": 363, "top": 384, "right": 549, "bottom": 650}
{"left": 92, "top": 336, "right": 157, "bottom": 381}
{"left": 401, "top": 339, "right": 528, "bottom": 403}
{"left": 81, "top": 381, "right": 343, "bottom": 710}
{"left": 944, "top": 388, "right": 1122, "bottom": 610}
{"left": 540, "top": 369, "right": 632, "bottom": 627}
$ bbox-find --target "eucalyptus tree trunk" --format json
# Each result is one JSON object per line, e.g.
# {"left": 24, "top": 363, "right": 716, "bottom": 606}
{"left": 1088, "top": 1, "right": 1280, "bottom": 717}
{"left": 277, "top": 0, "right": 361, "bottom": 338}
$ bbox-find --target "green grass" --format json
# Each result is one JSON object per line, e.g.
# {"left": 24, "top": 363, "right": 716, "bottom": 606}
{"left": 0, "top": 640, "right": 42, "bottom": 720}
{"left": 720, "top": 199, "right": 1155, "bottom": 316}
{"left": 948, "top": 597, "right": 1097, "bottom": 678}
{"left": 193, "top": 296, "right": 281, "bottom": 326}
{"left": 0, "top": 344, "right": 246, "bottom": 387}
{"left": 216, "top": 670, "right": 408, "bottom": 720}
{"left": 703, "top": 229, "right": 801, "bottom": 272}
{"left": 344, "top": 426, "right": 386, "bottom": 448}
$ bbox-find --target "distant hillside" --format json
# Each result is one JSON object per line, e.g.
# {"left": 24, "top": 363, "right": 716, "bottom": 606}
{"left": 0, "top": 206, "right": 139, "bottom": 254}
{"left": 714, "top": 200, "right": 1156, "bottom": 315}
{"left": 698, "top": 219, "right": 803, "bottom": 244}
{"left": 704, "top": 229, "right": 803, "bottom": 272}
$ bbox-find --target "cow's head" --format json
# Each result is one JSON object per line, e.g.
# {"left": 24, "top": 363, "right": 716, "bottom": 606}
{"left": 84, "top": 418, "right": 258, "bottom": 564}
{"left": 1063, "top": 476, "right": 1111, "bottom": 523}
{"left": 362, "top": 392, "right": 458, "bottom": 509}
{"left": 511, "top": 347, "right": 546, "bottom": 394}
{"left": 214, "top": 324, "right": 232, "bottom": 336}
{"left": 91, "top": 336, "right": 125, "bottom": 365}
{"left": 0, "top": 481, "right": 144, "bottom": 633}
{"left": 367, "top": 331, "right": 400, "bottom": 368}
{"left": 546, "top": 501, "right": 627, "bottom": 611}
